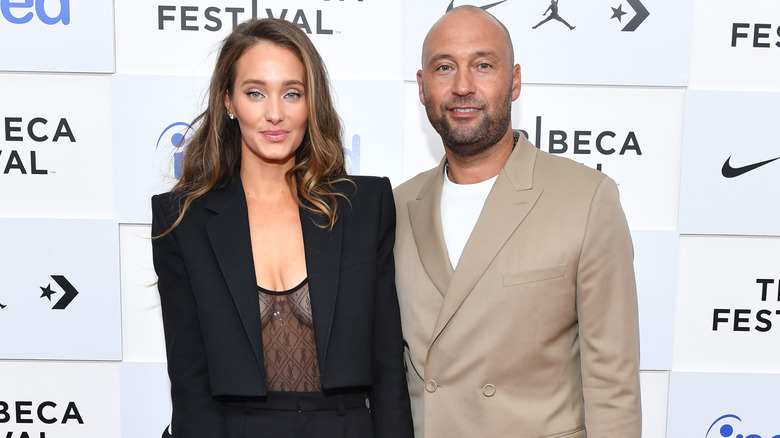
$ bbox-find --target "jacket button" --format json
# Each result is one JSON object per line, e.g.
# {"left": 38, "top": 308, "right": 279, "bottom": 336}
{"left": 482, "top": 384, "right": 496, "bottom": 397}
{"left": 425, "top": 379, "right": 438, "bottom": 393}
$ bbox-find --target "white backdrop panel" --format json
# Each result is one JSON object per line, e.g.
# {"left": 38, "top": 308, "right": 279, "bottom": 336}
{"left": 0, "top": 361, "right": 120, "bottom": 437}
{"left": 402, "top": 0, "right": 693, "bottom": 86}
{"left": 402, "top": 83, "right": 684, "bottom": 230}
{"left": 115, "top": 0, "right": 402, "bottom": 80}
{"left": 120, "top": 362, "right": 172, "bottom": 438}
{"left": 667, "top": 372, "right": 780, "bottom": 438}
{"left": 120, "top": 224, "right": 166, "bottom": 362}
{"left": 0, "top": 219, "right": 121, "bottom": 360}
{"left": 633, "top": 230, "right": 678, "bottom": 371}
{"left": 689, "top": 0, "right": 780, "bottom": 91}
{"left": 113, "top": 74, "right": 209, "bottom": 224}
{"left": 0, "top": 73, "right": 114, "bottom": 218}
{"left": 401, "top": 81, "right": 445, "bottom": 183}
{"left": 673, "top": 236, "right": 780, "bottom": 373}
{"left": 332, "top": 80, "right": 405, "bottom": 186}
{"left": 640, "top": 371, "right": 670, "bottom": 438}
{"left": 0, "top": 0, "right": 114, "bottom": 73}
{"left": 514, "top": 85, "right": 684, "bottom": 230}
{"left": 678, "top": 90, "right": 780, "bottom": 235}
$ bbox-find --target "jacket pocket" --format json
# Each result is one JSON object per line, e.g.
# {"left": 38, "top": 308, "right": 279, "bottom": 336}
{"left": 543, "top": 426, "right": 585, "bottom": 438}
{"left": 502, "top": 263, "right": 567, "bottom": 287}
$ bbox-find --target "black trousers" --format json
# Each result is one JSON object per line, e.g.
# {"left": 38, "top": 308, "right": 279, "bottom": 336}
{"left": 222, "top": 391, "right": 374, "bottom": 438}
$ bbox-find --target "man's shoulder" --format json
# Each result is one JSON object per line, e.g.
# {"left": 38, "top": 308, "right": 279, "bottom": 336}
{"left": 393, "top": 167, "right": 439, "bottom": 203}
{"left": 532, "top": 147, "right": 608, "bottom": 187}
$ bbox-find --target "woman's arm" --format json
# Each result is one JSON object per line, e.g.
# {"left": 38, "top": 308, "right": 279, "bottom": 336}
{"left": 151, "top": 194, "right": 226, "bottom": 438}
{"left": 367, "top": 178, "right": 415, "bottom": 438}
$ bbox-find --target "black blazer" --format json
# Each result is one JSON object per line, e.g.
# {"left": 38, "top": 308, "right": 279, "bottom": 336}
{"left": 151, "top": 176, "right": 413, "bottom": 438}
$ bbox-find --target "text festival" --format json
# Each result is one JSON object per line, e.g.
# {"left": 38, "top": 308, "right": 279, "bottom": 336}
{"left": 158, "top": 0, "right": 364, "bottom": 34}
{"left": 713, "top": 279, "right": 780, "bottom": 332}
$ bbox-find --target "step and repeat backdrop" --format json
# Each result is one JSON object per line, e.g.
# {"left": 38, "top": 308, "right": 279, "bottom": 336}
{"left": 1, "top": 0, "right": 779, "bottom": 437}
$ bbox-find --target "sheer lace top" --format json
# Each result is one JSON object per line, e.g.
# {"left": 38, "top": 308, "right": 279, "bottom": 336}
{"left": 258, "top": 279, "right": 323, "bottom": 392}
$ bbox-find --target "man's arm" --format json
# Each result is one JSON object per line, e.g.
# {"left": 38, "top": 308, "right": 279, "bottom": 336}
{"left": 576, "top": 177, "right": 642, "bottom": 437}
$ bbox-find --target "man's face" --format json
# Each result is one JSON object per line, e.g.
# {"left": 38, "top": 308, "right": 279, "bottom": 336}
{"left": 417, "top": 9, "right": 520, "bottom": 158}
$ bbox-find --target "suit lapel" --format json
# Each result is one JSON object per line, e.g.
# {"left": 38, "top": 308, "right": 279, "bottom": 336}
{"left": 300, "top": 205, "right": 342, "bottom": 369}
{"left": 204, "top": 180, "right": 266, "bottom": 372}
{"left": 408, "top": 159, "right": 454, "bottom": 297}
{"left": 430, "top": 138, "right": 543, "bottom": 345}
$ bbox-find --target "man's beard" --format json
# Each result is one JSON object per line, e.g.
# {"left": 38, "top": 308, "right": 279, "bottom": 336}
{"left": 425, "top": 91, "right": 512, "bottom": 158}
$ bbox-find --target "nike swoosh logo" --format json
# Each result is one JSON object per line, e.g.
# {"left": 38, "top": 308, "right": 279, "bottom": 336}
{"left": 721, "top": 155, "right": 780, "bottom": 178}
{"left": 446, "top": 0, "right": 509, "bottom": 12}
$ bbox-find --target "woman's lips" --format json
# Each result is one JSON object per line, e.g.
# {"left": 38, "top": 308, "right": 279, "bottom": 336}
{"left": 261, "top": 130, "right": 290, "bottom": 142}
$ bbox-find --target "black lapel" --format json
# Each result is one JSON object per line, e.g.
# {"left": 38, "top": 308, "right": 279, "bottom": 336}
{"left": 204, "top": 180, "right": 266, "bottom": 376}
{"left": 300, "top": 204, "right": 342, "bottom": 371}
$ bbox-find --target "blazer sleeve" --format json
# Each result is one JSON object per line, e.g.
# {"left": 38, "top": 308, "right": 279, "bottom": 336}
{"left": 576, "top": 177, "right": 642, "bottom": 437}
{"left": 367, "top": 178, "right": 415, "bottom": 438}
{"left": 151, "top": 194, "right": 226, "bottom": 438}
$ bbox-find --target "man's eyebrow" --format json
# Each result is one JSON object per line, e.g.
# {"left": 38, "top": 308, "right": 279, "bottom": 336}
{"left": 426, "top": 50, "right": 500, "bottom": 64}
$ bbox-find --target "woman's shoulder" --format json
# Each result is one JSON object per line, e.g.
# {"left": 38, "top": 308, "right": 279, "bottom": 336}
{"left": 330, "top": 175, "right": 391, "bottom": 194}
{"left": 151, "top": 190, "right": 183, "bottom": 214}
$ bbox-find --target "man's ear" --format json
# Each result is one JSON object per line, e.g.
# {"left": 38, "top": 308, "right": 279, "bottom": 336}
{"left": 417, "top": 70, "right": 426, "bottom": 106}
{"left": 511, "top": 64, "right": 522, "bottom": 101}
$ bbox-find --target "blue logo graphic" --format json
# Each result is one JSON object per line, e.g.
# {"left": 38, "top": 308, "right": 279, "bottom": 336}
{"left": 1, "top": 0, "right": 70, "bottom": 25}
{"left": 155, "top": 122, "right": 190, "bottom": 179}
{"left": 344, "top": 134, "right": 361, "bottom": 175}
{"left": 706, "top": 414, "right": 780, "bottom": 438}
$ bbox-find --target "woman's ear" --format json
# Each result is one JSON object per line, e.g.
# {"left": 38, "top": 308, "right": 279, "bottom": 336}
{"left": 224, "top": 92, "right": 232, "bottom": 114}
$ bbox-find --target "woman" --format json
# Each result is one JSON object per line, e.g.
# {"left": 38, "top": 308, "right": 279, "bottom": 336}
{"left": 151, "top": 18, "right": 413, "bottom": 438}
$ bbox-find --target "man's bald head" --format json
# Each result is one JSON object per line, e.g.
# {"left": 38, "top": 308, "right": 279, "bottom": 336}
{"left": 421, "top": 5, "right": 515, "bottom": 68}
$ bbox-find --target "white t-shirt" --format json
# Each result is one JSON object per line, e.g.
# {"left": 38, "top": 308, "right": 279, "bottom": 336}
{"left": 440, "top": 169, "right": 498, "bottom": 269}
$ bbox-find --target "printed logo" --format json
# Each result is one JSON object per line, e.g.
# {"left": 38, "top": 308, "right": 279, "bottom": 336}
{"left": 0, "top": 0, "right": 70, "bottom": 25}
{"left": 610, "top": 0, "right": 649, "bottom": 32}
{"left": 156, "top": 122, "right": 191, "bottom": 179}
{"left": 156, "top": 0, "right": 362, "bottom": 34}
{"left": 1, "top": 117, "right": 76, "bottom": 176}
{"left": 706, "top": 414, "right": 780, "bottom": 438}
{"left": 38, "top": 275, "right": 79, "bottom": 310}
{"left": 0, "top": 400, "right": 85, "bottom": 437}
{"left": 712, "top": 278, "right": 780, "bottom": 333}
{"left": 532, "top": 0, "right": 576, "bottom": 31}
{"left": 722, "top": 155, "right": 780, "bottom": 178}
{"left": 344, "top": 134, "right": 361, "bottom": 175}
{"left": 445, "top": 0, "right": 509, "bottom": 12}
{"left": 520, "top": 0, "right": 649, "bottom": 32}
{"left": 518, "top": 116, "right": 643, "bottom": 172}
{"left": 731, "top": 23, "right": 780, "bottom": 48}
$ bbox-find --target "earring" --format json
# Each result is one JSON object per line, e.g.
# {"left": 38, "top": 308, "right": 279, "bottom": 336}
{"left": 227, "top": 111, "right": 234, "bottom": 120}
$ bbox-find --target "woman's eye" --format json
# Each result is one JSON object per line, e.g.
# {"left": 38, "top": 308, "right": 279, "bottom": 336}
{"left": 247, "top": 91, "right": 263, "bottom": 99}
{"left": 284, "top": 91, "right": 302, "bottom": 100}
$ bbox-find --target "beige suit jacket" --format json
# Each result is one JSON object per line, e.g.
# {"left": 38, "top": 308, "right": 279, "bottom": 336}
{"left": 393, "top": 136, "right": 641, "bottom": 438}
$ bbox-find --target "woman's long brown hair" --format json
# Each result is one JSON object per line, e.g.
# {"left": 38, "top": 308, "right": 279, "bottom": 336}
{"left": 163, "top": 18, "right": 348, "bottom": 234}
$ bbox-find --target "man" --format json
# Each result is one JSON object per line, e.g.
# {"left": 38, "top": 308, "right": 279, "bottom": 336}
{"left": 393, "top": 6, "right": 641, "bottom": 438}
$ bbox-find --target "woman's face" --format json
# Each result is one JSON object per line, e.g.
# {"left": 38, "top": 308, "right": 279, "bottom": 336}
{"left": 225, "top": 41, "right": 308, "bottom": 170}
